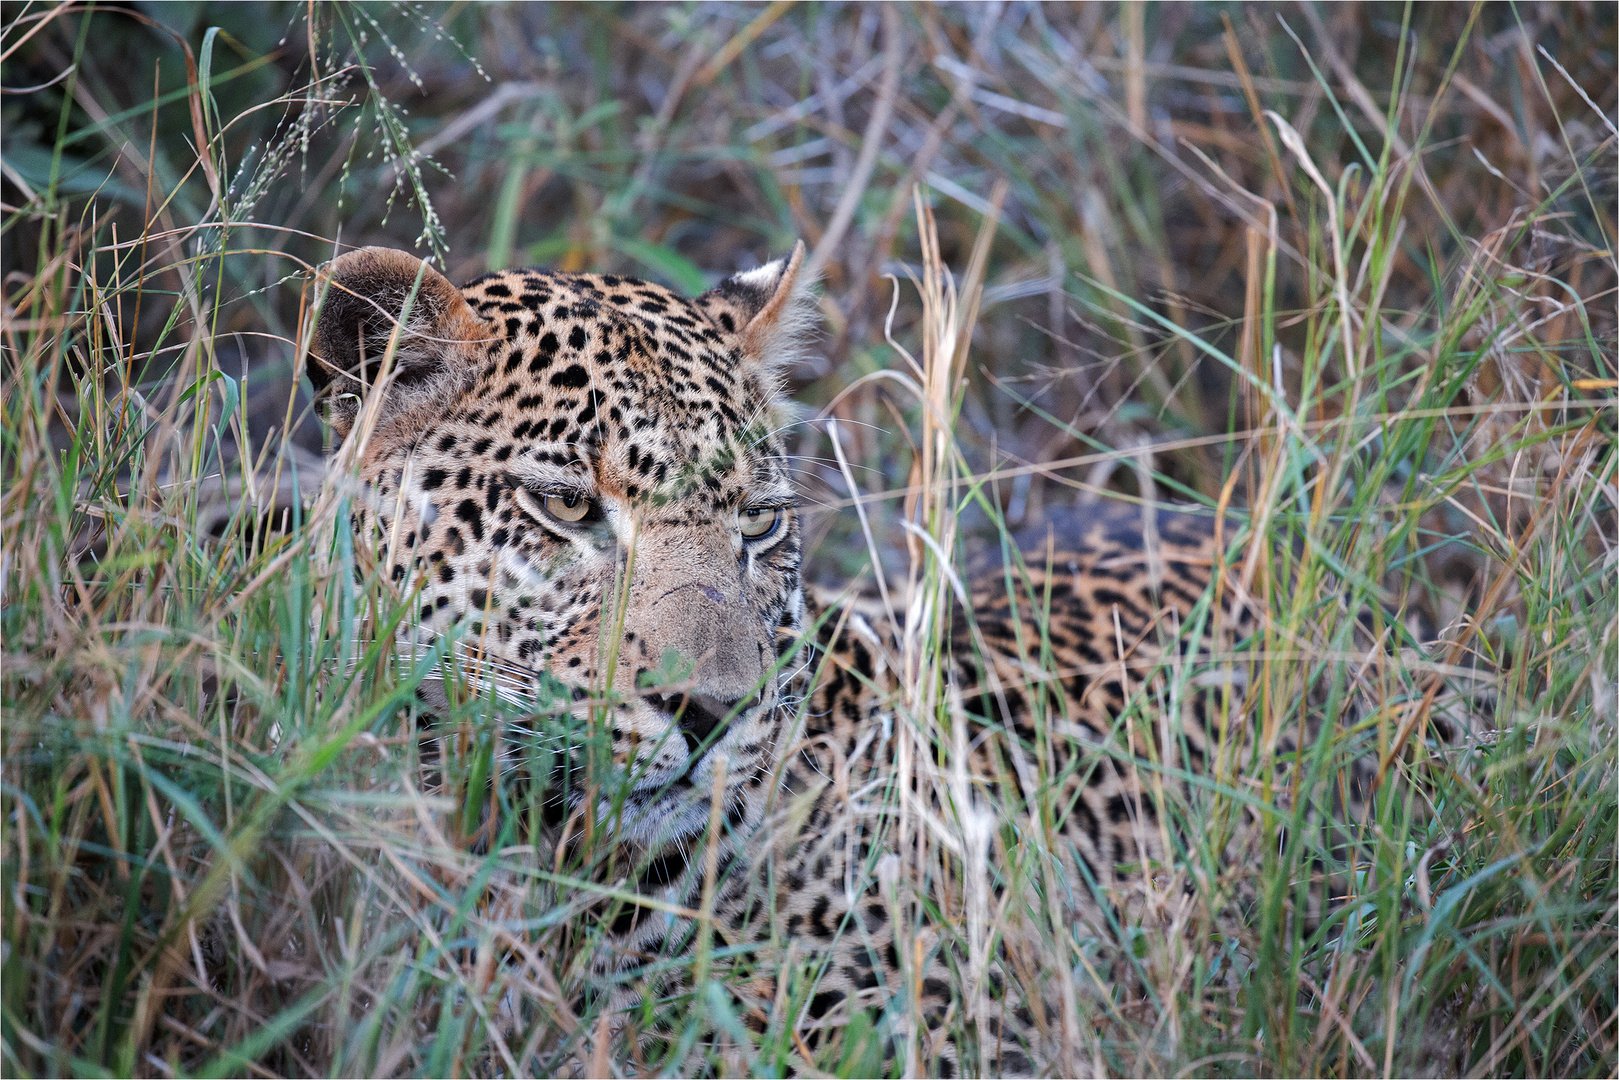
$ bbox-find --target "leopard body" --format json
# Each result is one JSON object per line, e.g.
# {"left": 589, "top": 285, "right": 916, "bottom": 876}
{"left": 308, "top": 245, "right": 1251, "bottom": 1074}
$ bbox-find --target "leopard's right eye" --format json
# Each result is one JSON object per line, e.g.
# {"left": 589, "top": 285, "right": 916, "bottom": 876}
{"left": 544, "top": 493, "right": 593, "bottom": 523}
{"left": 739, "top": 506, "right": 781, "bottom": 539}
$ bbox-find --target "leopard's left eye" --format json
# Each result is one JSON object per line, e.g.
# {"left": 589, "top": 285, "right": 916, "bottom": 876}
{"left": 739, "top": 506, "right": 781, "bottom": 539}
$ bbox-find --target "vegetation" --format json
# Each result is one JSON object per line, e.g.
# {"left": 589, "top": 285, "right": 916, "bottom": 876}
{"left": 2, "top": 2, "right": 1614, "bottom": 1075}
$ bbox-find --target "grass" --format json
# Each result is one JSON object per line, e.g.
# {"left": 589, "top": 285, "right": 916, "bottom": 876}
{"left": 2, "top": 2, "right": 1615, "bottom": 1076}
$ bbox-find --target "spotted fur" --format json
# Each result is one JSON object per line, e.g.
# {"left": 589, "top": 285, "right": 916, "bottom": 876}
{"left": 309, "top": 246, "right": 1259, "bottom": 1074}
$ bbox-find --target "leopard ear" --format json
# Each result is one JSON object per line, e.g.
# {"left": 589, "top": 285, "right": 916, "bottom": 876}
{"left": 306, "top": 247, "right": 486, "bottom": 440}
{"left": 697, "top": 240, "right": 816, "bottom": 378}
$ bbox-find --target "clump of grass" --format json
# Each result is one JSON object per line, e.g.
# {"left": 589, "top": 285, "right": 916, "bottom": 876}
{"left": 4, "top": 3, "right": 1615, "bottom": 1077}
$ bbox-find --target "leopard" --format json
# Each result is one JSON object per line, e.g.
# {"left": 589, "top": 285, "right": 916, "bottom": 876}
{"left": 304, "top": 243, "right": 1311, "bottom": 1075}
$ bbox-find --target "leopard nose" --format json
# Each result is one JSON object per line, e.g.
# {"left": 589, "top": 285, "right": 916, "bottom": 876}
{"left": 649, "top": 693, "right": 755, "bottom": 754}
{"left": 692, "top": 694, "right": 751, "bottom": 731}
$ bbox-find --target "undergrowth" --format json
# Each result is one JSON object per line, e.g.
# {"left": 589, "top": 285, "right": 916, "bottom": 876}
{"left": 2, "top": 3, "right": 1614, "bottom": 1076}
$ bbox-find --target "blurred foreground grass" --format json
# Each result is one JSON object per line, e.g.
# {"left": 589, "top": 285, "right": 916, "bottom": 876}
{"left": 2, "top": 2, "right": 1615, "bottom": 1076}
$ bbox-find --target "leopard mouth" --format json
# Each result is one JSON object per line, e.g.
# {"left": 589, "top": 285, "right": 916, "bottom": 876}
{"left": 623, "top": 691, "right": 766, "bottom": 806}
{"left": 543, "top": 693, "right": 764, "bottom": 803}
{"left": 537, "top": 691, "right": 769, "bottom": 836}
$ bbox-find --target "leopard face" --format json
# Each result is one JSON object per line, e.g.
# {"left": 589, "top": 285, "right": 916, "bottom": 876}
{"left": 307, "top": 244, "right": 815, "bottom": 850}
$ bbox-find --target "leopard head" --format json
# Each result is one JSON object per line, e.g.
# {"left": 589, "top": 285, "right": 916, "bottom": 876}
{"left": 307, "top": 243, "right": 815, "bottom": 849}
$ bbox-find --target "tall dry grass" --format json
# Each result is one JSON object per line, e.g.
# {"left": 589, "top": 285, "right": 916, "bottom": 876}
{"left": 3, "top": 3, "right": 1614, "bottom": 1076}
